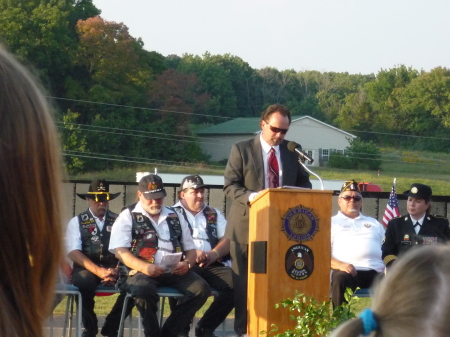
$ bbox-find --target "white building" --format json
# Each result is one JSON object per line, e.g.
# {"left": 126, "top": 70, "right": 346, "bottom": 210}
{"left": 196, "top": 115, "right": 357, "bottom": 167}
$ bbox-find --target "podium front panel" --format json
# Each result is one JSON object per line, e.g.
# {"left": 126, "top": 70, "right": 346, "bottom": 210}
{"left": 248, "top": 188, "right": 333, "bottom": 336}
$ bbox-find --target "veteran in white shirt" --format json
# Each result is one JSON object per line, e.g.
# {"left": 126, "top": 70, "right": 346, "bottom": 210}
{"left": 331, "top": 180, "right": 385, "bottom": 308}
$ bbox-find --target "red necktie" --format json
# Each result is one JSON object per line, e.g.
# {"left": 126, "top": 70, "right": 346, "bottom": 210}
{"left": 268, "top": 147, "right": 279, "bottom": 188}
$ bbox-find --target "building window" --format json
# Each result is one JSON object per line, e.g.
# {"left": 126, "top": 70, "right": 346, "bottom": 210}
{"left": 336, "top": 149, "right": 344, "bottom": 155}
{"left": 322, "top": 149, "right": 330, "bottom": 162}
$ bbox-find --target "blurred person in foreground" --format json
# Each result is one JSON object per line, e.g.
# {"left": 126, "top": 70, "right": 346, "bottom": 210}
{"left": 329, "top": 244, "right": 450, "bottom": 337}
{"left": 382, "top": 183, "right": 450, "bottom": 268}
{"left": 0, "top": 46, "right": 64, "bottom": 336}
{"left": 109, "top": 174, "right": 210, "bottom": 337}
{"left": 171, "top": 175, "right": 234, "bottom": 337}
{"left": 66, "top": 179, "right": 133, "bottom": 337}
{"left": 331, "top": 180, "right": 385, "bottom": 308}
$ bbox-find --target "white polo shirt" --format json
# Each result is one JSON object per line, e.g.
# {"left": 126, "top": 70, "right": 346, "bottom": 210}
{"left": 331, "top": 211, "right": 385, "bottom": 272}
{"left": 109, "top": 203, "right": 195, "bottom": 266}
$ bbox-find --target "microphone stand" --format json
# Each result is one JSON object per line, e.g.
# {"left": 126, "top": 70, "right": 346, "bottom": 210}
{"left": 298, "top": 159, "right": 324, "bottom": 190}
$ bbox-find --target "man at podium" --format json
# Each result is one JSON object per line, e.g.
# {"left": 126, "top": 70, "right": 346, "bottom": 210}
{"left": 330, "top": 180, "right": 385, "bottom": 308}
{"left": 224, "top": 104, "right": 312, "bottom": 336}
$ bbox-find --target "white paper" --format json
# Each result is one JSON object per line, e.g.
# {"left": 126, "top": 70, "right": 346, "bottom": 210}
{"left": 160, "top": 252, "right": 182, "bottom": 273}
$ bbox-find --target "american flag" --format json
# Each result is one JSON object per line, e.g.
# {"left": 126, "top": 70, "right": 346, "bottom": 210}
{"left": 382, "top": 180, "right": 400, "bottom": 228}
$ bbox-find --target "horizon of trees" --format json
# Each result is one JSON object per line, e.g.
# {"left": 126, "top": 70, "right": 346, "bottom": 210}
{"left": 2, "top": 0, "right": 450, "bottom": 174}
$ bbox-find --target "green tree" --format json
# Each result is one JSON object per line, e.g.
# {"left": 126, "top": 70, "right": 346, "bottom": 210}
{"left": 346, "top": 138, "right": 382, "bottom": 171}
{"left": 59, "top": 109, "right": 87, "bottom": 174}
{"left": 363, "top": 65, "right": 419, "bottom": 141}
{"left": 0, "top": 0, "right": 100, "bottom": 95}
{"left": 177, "top": 52, "right": 238, "bottom": 121}
{"left": 395, "top": 67, "right": 450, "bottom": 151}
{"left": 147, "top": 68, "right": 210, "bottom": 162}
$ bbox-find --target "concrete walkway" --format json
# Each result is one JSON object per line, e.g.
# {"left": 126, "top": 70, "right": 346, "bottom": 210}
{"left": 45, "top": 315, "right": 239, "bottom": 337}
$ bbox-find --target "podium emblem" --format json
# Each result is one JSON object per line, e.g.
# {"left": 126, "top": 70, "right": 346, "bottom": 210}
{"left": 281, "top": 205, "right": 319, "bottom": 243}
{"left": 285, "top": 244, "right": 314, "bottom": 280}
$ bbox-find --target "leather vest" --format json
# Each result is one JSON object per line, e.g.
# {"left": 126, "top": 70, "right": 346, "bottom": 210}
{"left": 173, "top": 205, "right": 219, "bottom": 248}
{"left": 78, "top": 209, "right": 118, "bottom": 268}
{"left": 128, "top": 204, "right": 183, "bottom": 263}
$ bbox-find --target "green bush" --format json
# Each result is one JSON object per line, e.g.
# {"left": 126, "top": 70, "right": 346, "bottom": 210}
{"left": 328, "top": 153, "right": 354, "bottom": 169}
{"left": 329, "top": 139, "right": 381, "bottom": 171}
{"left": 346, "top": 139, "right": 381, "bottom": 171}
{"left": 261, "top": 288, "right": 360, "bottom": 337}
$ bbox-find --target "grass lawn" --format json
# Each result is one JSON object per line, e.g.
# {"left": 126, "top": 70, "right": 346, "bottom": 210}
{"left": 54, "top": 293, "right": 370, "bottom": 319}
{"left": 69, "top": 147, "right": 450, "bottom": 195}
{"left": 54, "top": 295, "right": 232, "bottom": 318}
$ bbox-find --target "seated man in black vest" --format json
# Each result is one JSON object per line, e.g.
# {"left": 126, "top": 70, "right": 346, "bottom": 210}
{"left": 109, "top": 174, "right": 210, "bottom": 337}
{"left": 66, "top": 180, "right": 133, "bottom": 337}
{"left": 171, "top": 175, "right": 234, "bottom": 337}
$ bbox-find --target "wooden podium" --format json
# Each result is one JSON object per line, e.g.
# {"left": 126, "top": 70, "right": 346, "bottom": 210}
{"left": 247, "top": 188, "right": 333, "bottom": 336}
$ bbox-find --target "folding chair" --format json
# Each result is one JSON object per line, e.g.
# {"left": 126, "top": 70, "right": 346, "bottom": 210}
{"left": 51, "top": 284, "right": 82, "bottom": 337}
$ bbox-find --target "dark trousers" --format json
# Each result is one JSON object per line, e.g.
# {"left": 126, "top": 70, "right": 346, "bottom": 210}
{"left": 230, "top": 241, "right": 248, "bottom": 336}
{"left": 124, "top": 270, "right": 210, "bottom": 337}
{"left": 331, "top": 269, "right": 380, "bottom": 308}
{"left": 72, "top": 266, "right": 134, "bottom": 336}
{"left": 169, "top": 262, "right": 234, "bottom": 334}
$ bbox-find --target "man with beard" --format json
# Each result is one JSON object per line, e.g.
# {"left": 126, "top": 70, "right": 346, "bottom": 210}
{"left": 331, "top": 180, "right": 385, "bottom": 308}
{"left": 109, "top": 174, "right": 210, "bottom": 337}
{"left": 171, "top": 175, "right": 234, "bottom": 337}
{"left": 66, "top": 180, "right": 133, "bottom": 337}
{"left": 224, "top": 104, "right": 312, "bottom": 336}
{"left": 382, "top": 183, "right": 450, "bottom": 268}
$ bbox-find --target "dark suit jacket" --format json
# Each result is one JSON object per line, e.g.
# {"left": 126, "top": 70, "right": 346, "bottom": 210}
{"left": 223, "top": 135, "right": 312, "bottom": 244}
{"left": 382, "top": 214, "right": 450, "bottom": 266}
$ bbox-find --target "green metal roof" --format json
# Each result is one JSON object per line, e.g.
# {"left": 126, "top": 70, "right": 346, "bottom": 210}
{"left": 196, "top": 116, "right": 306, "bottom": 135}
{"left": 196, "top": 118, "right": 261, "bottom": 135}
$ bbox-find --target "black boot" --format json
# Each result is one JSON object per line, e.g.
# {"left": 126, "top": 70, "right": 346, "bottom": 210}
{"left": 195, "top": 325, "right": 218, "bottom": 337}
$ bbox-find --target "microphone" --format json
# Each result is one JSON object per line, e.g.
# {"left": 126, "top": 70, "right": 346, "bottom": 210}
{"left": 287, "top": 141, "right": 314, "bottom": 164}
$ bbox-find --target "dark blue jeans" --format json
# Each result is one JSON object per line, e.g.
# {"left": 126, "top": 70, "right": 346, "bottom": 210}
{"left": 331, "top": 268, "right": 380, "bottom": 308}
{"left": 124, "top": 270, "right": 210, "bottom": 337}
{"left": 169, "top": 262, "right": 234, "bottom": 334}
{"left": 72, "top": 265, "right": 134, "bottom": 336}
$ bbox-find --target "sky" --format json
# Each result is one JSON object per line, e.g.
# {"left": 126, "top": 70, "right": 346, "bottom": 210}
{"left": 92, "top": 0, "right": 450, "bottom": 75}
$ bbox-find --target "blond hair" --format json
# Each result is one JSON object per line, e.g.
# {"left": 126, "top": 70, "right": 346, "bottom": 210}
{"left": 0, "top": 46, "right": 63, "bottom": 336}
{"left": 329, "top": 245, "right": 450, "bottom": 337}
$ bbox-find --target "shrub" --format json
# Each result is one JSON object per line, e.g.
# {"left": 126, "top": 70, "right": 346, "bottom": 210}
{"left": 346, "top": 138, "right": 381, "bottom": 171}
{"left": 328, "top": 153, "right": 354, "bottom": 169}
{"left": 261, "top": 288, "right": 360, "bottom": 337}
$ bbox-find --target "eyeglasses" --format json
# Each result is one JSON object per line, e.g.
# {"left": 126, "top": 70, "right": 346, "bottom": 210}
{"left": 340, "top": 196, "right": 362, "bottom": 202}
{"left": 266, "top": 123, "right": 288, "bottom": 134}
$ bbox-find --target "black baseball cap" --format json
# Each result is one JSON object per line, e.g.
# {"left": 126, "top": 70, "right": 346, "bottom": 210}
{"left": 138, "top": 174, "right": 167, "bottom": 200}
{"left": 180, "top": 175, "right": 207, "bottom": 190}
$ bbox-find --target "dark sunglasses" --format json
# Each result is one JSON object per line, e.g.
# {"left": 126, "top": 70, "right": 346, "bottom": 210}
{"left": 340, "top": 196, "right": 362, "bottom": 201}
{"left": 267, "top": 123, "right": 288, "bottom": 134}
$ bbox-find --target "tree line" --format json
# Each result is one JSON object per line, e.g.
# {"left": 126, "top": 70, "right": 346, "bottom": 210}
{"left": 2, "top": 0, "right": 450, "bottom": 174}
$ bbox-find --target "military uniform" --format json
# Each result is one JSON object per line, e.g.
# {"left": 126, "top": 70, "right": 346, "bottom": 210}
{"left": 382, "top": 214, "right": 450, "bottom": 266}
